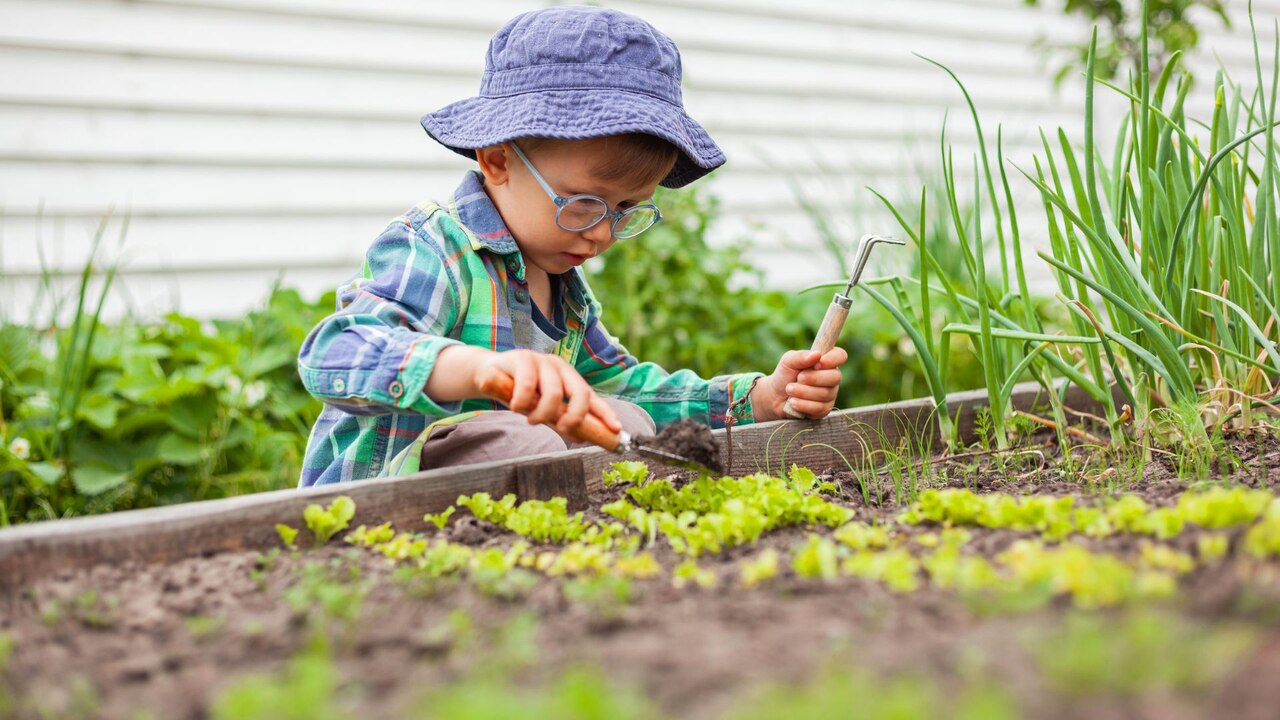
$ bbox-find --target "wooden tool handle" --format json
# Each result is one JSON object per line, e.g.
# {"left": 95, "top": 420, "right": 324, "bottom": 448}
{"left": 476, "top": 368, "right": 623, "bottom": 452}
{"left": 783, "top": 300, "right": 850, "bottom": 419}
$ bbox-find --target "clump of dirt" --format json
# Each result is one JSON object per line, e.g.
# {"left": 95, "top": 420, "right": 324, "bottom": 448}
{"left": 637, "top": 419, "right": 723, "bottom": 474}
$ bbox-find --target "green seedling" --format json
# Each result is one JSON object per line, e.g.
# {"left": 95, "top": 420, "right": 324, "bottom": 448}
{"left": 72, "top": 590, "right": 119, "bottom": 628}
{"left": 739, "top": 548, "right": 781, "bottom": 588}
{"left": 562, "top": 575, "right": 633, "bottom": 619}
{"left": 303, "top": 496, "right": 355, "bottom": 547}
{"left": 345, "top": 522, "right": 394, "bottom": 547}
{"left": 424, "top": 506, "right": 455, "bottom": 530}
{"left": 185, "top": 614, "right": 226, "bottom": 641}
{"left": 672, "top": 559, "right": 716, "bottom": 589}
{"left": 792, "top": 535, "right": 840, "bottom": 581}
{"left": 275, "top": 523, "right": 299, "bottom": 550}
{"left": 603, "top": 461, "right": 649, "bottom": 486}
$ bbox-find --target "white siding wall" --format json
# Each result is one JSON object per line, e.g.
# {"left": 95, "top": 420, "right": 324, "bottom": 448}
{"left": 0, "top": 0, "right": 1277, "bottom": 320}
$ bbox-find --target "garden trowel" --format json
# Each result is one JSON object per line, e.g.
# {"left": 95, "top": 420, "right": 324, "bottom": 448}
{"left": 477, "top": 368, "right": 723, "bottom": 474}
{"left": 783, "top": 233, "right": 906, "bottom": 419}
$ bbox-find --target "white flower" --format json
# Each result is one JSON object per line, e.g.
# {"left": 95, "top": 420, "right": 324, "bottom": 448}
{"left": 225, "top": 375, "right": 244, "bottom": 395}
{"left": 7, "top": 437, "right": 30, "bottom": 460}
{"left": 243, "top": 381, "right": 267, "bottom": 408}
{"left": 872, "top": 344, "right": 890, "bottom": 362}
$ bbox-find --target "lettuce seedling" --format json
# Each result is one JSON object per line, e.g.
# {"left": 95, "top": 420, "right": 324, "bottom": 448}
{"left": 842, "top": 548, "right": 920, "bottom": 593}
{"left": 792, "top": 534, "right": 840, "bottom": 581}
{"left": 672, "top": 559, "right": 716, "bottom": 589}
{"left": 302, "top": 496, "right": 355, "bottom": 547}
{"left": 739, "top": 548, "right": 780, "bottom": 588}
{"left": 603, "top": 461, "right": 649, "bottom": 487}
{"left": 275, "top": 524, "right": 299, "bottom": 550}
{"left": 346, "top": 522, "right": 394, "bottom": 547}
{"left": 425, "top": 506, "right": 455, "bottom": 530}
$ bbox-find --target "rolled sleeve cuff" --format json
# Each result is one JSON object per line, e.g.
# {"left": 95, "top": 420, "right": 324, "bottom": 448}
{"left": 708, "top": 372, "right": 765, "bottom": 429}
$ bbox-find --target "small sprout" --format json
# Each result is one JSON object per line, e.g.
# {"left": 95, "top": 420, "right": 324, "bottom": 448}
{"left": 603, "top": 461, "right": 649, "bottom": 487}
{"left": 303, "top": 496, "right": 356, "bottom": 546}
{"left": 787, "top": 464, "right": 818, "bottom": 493}
{"left": 346, "top": 522, "right": 395, "bottom": 547}
{"left": 425, "top": 506, "right": 456, "bottom": 530}
{"left": 1197, "top": 533, "right": 1230, "bottom": 561}
{"left": 275, "top": 524, "right": 299, "bottom": 550}
{"left": 563, "top": 575, "right": 633, "bottom": 618}
{"left": 611, "top": 552, "right": 662, "bottom": 580}
{"left": 739, "top": 548, "right": 780, "bottom": 588}
{"left": 672, "top": 559, "right": 717, "bottom": 589}
{"left": 792, "top": 534, "right": 840, "bottom": 581}
{"left": 184, "top": 614, "right": 225, "bottom": 641}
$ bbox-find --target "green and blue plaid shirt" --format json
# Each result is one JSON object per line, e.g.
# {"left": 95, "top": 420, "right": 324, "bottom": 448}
{"left": 298, "top": 171, "right": 760, "bottom": 486}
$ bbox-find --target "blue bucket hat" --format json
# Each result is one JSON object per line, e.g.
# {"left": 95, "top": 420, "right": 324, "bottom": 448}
{"left": 420, "top": 6, "right": 725, "bottom": 189}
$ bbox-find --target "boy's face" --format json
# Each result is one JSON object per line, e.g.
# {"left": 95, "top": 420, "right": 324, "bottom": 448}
{"left": 477, "top": 138, "right": 667, "bottom": 277}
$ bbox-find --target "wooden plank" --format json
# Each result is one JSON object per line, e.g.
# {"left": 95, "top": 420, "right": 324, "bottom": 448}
{"left": 0, "top": 456, "right": 518, "bottom": 592}
{"left": 515, "top": 456, "right": 588, "bottom": 512}
{"left": 0, "top": 382, "right": 1103, "bottom": 589}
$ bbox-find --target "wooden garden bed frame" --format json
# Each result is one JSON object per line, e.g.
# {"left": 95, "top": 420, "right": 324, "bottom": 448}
{"left": 0, "top": 382, "right": 1102, "bottom": 590}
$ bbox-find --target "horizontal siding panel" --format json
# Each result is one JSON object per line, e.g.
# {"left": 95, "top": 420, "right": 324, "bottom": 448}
{"left": 1, "top": 0, "right": 1276, "bottom": 321}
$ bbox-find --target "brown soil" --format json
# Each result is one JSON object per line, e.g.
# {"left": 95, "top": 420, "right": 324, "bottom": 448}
{"left": 4, "top": 432, "right": 1280, "bottom": 719}
{"left": 638, "top": 419, "right": 723, "bottom": 474}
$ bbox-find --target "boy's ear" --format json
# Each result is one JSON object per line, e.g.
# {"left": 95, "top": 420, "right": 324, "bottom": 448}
{"left": 475, "top": 144, "right": 512, "bottom": 186}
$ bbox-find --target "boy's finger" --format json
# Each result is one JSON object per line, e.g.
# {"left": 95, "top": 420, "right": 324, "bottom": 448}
{"left": 779, "top": 349, "right": 822, "bottom": 372}
{"left": 556, "top": 366, "right": 593, "bottom": 430}
{"left": 785, "top": 397, "right": 832, "bottom": 418}
{"left": 795, "top": 368, "right": 843, "bottom": 388}
{"left": 588, "top": 395, "right": 623, "bottom": 433}
{"left": 509, "top": 352, "right": 539, "bottom": 412}
{"left": 530, "top": 359, "right": 564, "bottom": 424}
{"left": 819, "top": 347, "right": 849, "bottom": 369}
{"left": 785, "top": 383, "right": 838, "bottom": 402}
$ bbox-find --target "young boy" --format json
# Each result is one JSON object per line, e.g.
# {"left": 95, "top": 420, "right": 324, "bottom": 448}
{"left": 296, "top": 6, "right": 848, "bottom": 486}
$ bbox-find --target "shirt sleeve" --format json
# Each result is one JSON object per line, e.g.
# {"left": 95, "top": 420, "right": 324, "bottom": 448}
{"left": 573, "top": 298, "right": 763, "bottom": 430}
{"left": 297, "top": 218, "right": 467, "bottom": 417}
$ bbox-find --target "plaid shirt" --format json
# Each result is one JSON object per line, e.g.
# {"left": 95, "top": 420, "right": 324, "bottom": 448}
{"left": 297, "top": 171, "right": 761, "bottom": 486}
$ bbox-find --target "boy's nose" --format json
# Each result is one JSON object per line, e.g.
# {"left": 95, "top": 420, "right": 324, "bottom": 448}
{"left": 581, "top": 220, "right": 614, "bottom": 245}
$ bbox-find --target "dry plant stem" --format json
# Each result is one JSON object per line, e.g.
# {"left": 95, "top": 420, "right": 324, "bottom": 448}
{"left": 937, "top": 442, "right": 1052, "bottom": 463}
{"left": 1013, "top": 410, "right": 1107, "bottom": 445}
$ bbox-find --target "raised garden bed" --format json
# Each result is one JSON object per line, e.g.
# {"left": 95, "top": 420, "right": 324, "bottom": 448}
{"left": 2, "top": 384, "right": 1280, "bottom": 719}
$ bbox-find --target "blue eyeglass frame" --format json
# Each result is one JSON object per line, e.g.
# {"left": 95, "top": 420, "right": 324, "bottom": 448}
{"left": 509, "top": 142, "right": 663, "bottom": 240}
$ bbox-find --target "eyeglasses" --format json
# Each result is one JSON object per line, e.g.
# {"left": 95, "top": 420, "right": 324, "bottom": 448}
{"left": 510, "top": 142, "right": 663, "bottom": 240}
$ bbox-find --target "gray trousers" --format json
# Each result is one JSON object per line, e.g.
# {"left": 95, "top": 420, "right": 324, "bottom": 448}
{"left": 419, "top": 399, "right": 656, "bottom": 470}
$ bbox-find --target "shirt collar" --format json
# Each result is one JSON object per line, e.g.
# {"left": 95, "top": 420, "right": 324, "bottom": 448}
{"left": 448, "top": 171, "right": 591, "bottom": 316}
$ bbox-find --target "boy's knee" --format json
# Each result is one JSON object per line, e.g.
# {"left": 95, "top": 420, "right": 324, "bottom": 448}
{"left": 421, "top": 412, "right": 568, "bottom": 469}
{"left": 601, "top": 399, "right": 656, "bottom": 437}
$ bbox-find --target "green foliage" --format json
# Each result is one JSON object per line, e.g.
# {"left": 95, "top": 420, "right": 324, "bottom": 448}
{"left": 212, "top": 635, "right": 352, "bottom": 720}
{"left": 276, "top": 523, "right": 299, "bottom": 550}
{"left": 1025, "top": 0, "right": 1230, "bottom": 84}
{"left": 1031, "top": 609, "right": 1256, "bottom": 695}
{"left": 585, "top": 184, "right": 936, "bottom": 410}
{"left": 0, "top": 286, "right": 332, "bottom": 524}
{"left": 413, "top": 666, "right": 657, "bottom": 720}
{"left": 725, "top": 662, "right": 1017, "bottom": 720}
{"left": 866, "top": 7, "right": 1280, "bottom": 446}
{"left": 303, "top": 496, "right": 355, "bottom": 546}
{"left": 738, "top": 547, "right": 781, "bottom": 588}
{"left": 791, "top": 534, "right": 840, "bottom": 581}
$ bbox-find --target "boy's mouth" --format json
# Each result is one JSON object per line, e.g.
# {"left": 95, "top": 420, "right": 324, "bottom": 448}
{"left": 561, "top": 253, "right": 589, "bottom": 266}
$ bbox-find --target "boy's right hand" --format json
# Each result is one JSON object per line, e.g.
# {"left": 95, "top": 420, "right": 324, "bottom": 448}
{"left": 473, "top": 349, "right": 622, "bottom": 438}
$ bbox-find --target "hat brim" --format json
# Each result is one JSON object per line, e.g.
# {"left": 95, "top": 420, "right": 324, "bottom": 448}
{"left": 420, "top": 89, "right": 725, "bottom": 189}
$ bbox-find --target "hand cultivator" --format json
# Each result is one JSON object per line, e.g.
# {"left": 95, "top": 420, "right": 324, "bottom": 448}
{"left": 784, "top": 233, "right": 905, "bottom": 419}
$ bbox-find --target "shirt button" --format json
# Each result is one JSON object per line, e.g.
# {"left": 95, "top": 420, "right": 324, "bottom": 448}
{"left": 514, "top": 288, "right": 529, "bottom": 304}
{"left": 506, "top": 258, "right": 520, "bottom": 273}
{"left": 388, "top": 380, "right": 404, "bottom": 399}
{"left": 332, "top": 378, "right": 346, "bottom": 393}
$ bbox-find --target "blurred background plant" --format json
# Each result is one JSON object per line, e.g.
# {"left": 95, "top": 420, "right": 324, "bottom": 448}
{"left": 0, "top": 231, "right": 332, "bottom": 524}
{"left": 1026, "top": 0, "right": 1230, "bottom": 85}
{"left": 584, "top": 183, "right": 959, "bottom": 412}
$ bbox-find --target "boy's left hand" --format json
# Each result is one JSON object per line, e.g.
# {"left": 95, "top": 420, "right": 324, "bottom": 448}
{"left": 751, "top": 347, "right": 849, "bottom": 421}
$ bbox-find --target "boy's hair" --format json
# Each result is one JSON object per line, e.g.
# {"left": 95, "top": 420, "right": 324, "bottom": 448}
{"left": 518, "top": 133, "right": 679, "bottom": 189}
